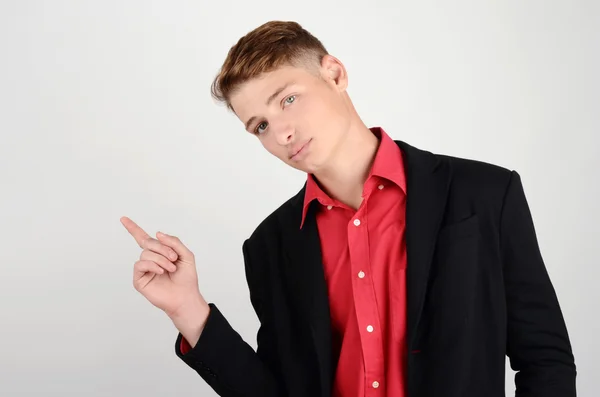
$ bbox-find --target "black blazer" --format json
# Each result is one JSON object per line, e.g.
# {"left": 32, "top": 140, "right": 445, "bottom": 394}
{"left": 175, "top": 140, "right": 576, "bottom": 397}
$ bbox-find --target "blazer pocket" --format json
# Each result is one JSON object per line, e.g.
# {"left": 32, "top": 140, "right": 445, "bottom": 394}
{"left": 434, "top": 214, "right": 480, "bottom": 278}
{"left": 437, "top": 214, "right": 479, "bottom": 243}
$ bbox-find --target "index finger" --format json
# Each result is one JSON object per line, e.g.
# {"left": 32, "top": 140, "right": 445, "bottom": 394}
{"left": 120, "top": 216, "right": 151, "bottom": 248}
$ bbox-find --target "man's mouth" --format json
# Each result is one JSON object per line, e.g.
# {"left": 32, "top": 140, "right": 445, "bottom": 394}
{"left": 289, "top": 139, "right": 312, "bottom": 160}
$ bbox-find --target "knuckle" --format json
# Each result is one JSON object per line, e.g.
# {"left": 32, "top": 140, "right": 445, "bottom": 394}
{"left": 139, "top": 250, "right": 149, "bottom": 261}
{"left": 143, "top": 237, "right": 158, "bottom": 250}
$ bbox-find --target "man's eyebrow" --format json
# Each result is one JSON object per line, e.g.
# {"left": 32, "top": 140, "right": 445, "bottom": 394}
{"left": 245, "top": 116, "right": 257, "bottom": 132}
{"left": 244, "top": 81, "right": 296, "bottom": 131}
{"left": 266, "top": 81, "right": 295, "bottom": 106}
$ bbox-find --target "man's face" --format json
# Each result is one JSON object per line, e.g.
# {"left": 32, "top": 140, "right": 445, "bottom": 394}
{"left": 229, "top": 56, "right": 352, "bottom": 174}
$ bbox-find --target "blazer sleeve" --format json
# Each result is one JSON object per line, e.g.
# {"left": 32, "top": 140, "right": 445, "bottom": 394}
{"left": 174, "top": 239, "right": 285, "bottom": 397}
{"left": 500, "top": 170, "right": 577, "bottom": 396}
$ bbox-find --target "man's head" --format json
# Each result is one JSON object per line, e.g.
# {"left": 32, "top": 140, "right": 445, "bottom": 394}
{"left": 211, "top": 21, "right": 361, "bottom": 174}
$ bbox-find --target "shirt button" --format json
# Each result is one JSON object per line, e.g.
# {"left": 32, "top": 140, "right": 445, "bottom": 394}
{"left": 327, "top": 205, "right": 332, "bottom": 210}
{"left": 372, "top": 381, "right": 380, "bottom": 388}
{"left": 366, "top": 325, "right": 374, "bottom": 332}
{"left": 358, "top": 271, "right": 365, "bottom": 279}
{"left": 353, "top": 219, "right": 361, "bottom": 226}
{"left": 378, "top": 184, "right": 384, "bottom": 190}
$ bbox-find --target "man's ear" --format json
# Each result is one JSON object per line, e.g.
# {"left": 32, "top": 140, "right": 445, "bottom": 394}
{"left": 321, "top": 54, "right": 348, "bottom": 91}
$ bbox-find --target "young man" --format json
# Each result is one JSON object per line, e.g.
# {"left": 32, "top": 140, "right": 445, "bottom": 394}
{"left": 121, "top": 21, "right": 576, "bottom": 397}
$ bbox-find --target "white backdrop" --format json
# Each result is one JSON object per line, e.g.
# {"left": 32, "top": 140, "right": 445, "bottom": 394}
{"left": 1, "top": 1, "right": 597, "bottom": 395}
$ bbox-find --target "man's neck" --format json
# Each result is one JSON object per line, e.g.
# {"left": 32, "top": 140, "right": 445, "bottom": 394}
{"left": 312, "top": 125, "right": 380, "bottom": 210}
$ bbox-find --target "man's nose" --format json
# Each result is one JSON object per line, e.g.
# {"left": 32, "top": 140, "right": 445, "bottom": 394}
{"left": 273, "top": 121, "right": 295, "bottom": 145}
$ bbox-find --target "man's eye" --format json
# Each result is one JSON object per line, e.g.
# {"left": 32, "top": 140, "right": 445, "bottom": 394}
{"left": 285, "top": 95, "right": 296, "bottom": 104}
{"left": 255, "top": 121, "right": 268, "bottom": 134}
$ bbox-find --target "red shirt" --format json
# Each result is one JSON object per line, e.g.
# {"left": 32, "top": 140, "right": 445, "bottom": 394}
{"left": 301, "top": 127, "right": 408, "bottom": 397}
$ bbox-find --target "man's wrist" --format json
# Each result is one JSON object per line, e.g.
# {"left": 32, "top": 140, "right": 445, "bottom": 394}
{"left": 170, "top": 296, "right": 211, "bottom": 349}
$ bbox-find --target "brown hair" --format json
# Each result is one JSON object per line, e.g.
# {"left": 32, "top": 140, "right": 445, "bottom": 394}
{"left": 211, "top": 21, "right": 329, "bottom": 111}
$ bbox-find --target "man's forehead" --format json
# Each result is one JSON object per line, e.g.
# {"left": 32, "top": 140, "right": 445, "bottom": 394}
{"left": 241, "top": 67, "right": 303, "bottom": 94}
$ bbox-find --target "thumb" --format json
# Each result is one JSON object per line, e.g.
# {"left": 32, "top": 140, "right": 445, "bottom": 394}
{"left": 156, "top": 232, "right": 195, "bottom": 262}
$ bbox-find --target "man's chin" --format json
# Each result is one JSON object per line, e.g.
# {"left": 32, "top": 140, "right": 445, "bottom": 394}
{"left": 284, "top": 160, "right": 314, "bottom": 174}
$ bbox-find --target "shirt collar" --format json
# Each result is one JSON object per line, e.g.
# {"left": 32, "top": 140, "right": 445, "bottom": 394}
{"left": 300, "top": 126, "right": 406, "bottom": 228}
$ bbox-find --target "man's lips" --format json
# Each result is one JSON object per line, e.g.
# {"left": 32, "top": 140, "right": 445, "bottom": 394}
{"left": 289, "top": 139, "right": 311, "bottom": 160}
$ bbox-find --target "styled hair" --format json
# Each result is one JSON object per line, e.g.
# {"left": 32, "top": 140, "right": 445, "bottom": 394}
{"left": 211, "top": 21, "right": 329, "bottom": 111}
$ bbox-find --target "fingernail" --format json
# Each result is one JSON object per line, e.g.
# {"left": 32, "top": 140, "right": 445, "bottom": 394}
{"left": 170, "top": 253, "right": 177, "bottom": 260}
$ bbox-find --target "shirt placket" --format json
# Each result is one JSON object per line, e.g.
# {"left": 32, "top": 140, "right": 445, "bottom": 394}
{"left": 347, "top": 198, "right": 385, "bottom": 395}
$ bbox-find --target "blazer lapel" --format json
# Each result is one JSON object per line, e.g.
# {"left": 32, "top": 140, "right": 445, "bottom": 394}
{"left": 280, "top": 196, "right": 333, "bottom": 397}
{"left": 396, "top": 140, "right": 451, "bottom": 349}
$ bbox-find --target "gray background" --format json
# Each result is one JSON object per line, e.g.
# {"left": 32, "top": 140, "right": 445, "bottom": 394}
{"left": 1, "top": 0, "right": 597, "bottom": 395}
